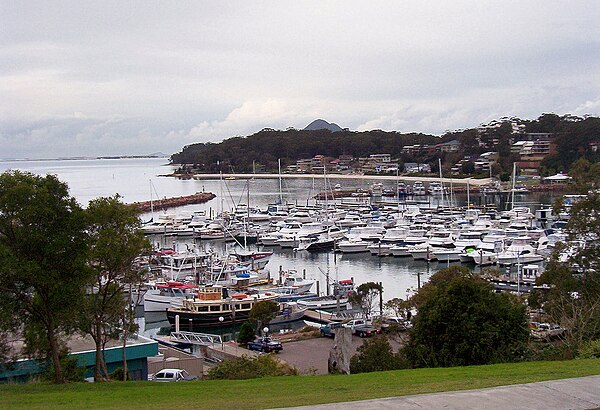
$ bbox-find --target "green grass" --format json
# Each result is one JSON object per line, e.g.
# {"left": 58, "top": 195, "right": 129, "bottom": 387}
{"left": 2, "top": 359, "right": 600, "bottom": 409}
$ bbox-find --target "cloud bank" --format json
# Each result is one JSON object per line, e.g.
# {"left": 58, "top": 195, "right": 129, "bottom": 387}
{"left": 1, "top": 1, "right": 599, "bottom": 158}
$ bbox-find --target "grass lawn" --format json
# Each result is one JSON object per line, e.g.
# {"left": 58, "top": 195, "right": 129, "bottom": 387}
{"left": 2, "top": 359, "right": 600, "bottom": 409}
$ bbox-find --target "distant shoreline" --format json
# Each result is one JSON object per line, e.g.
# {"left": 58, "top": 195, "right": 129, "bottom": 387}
{"left": 167, "top": 172, "right": 494, "bottom": 186}
{"left": 0, "top": 155, "right": 168, "bottom": 162}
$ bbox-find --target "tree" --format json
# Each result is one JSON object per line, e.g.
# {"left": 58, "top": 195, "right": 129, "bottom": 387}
{"left": 0, "top": 171, "right": 90, "bottom": 383}
{"left": 350, "top": 336, "right": 406, "bottom": 374}
{"left": 79, "top": 195, "right": 150, "bottom": 381}
{"left": 237, "top": 321, "right": 256, "bottom": 345}
{"left": 384, "top": 297, "right": 410, "bottom": 319}
{"left": 248, "top": 300, "right": 279, "bottom": 333}
{"left": 350, "top": 282, "right": 383, "bottom": 319}
{"left": 404, "top": 266, "right": 529, "bottom": 368}
{"left": 536, "top": 193, "right": 600, "bottom": 351}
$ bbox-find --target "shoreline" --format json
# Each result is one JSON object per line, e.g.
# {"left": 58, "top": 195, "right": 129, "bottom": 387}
{"left": 167, "top": 173, "right": 494, "bottom": 186}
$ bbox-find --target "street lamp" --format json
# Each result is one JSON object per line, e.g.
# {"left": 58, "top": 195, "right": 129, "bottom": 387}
{"left": 263, "top": 326, "right": 269, "bottom": 339}
{"left": 219, "top": 316, "right": 224, "bottom": 350}
{"left": 317, "top": 304, "right": 322, "bottom": 322}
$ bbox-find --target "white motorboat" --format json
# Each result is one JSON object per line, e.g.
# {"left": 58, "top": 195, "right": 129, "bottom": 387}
{"left": 428, "top": 230, "right": 456, "bottom": 248}
{"left": 497, "top": 236, "right": 544, "bottom": 265}
{"left": 409, "top": 243, "right": 442, "bottom": 261}
{"left": 337, "top": 238, "right": 370, "bottom": 253}
{"left": 432, "top": 248, "right": 462, "bottom": 262}
{"left": 390, "top": 243, "right": 411, "bottom": 257}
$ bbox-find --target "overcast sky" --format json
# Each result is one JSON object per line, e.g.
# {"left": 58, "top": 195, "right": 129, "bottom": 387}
{"left": 1, "top": 1, "right": 599, "bottom": 159}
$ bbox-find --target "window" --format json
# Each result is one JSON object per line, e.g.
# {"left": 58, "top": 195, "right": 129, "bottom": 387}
{"left": 197, "top": 306, "right": 209, "bottom": 312}
{"left": 241, "top": 303, "right": 251, "bottom": 309}
{"left": 210, "top": 305, "right": 221, "bottom": 312}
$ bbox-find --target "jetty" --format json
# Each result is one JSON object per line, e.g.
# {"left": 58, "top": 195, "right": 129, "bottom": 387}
{"left": 132, "top": 191, "right": 216, "bottom": 212}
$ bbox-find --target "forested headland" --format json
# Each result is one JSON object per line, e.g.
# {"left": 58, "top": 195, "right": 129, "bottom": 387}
{"left": 170, "top": 113, "right": 600, "bottom": 177}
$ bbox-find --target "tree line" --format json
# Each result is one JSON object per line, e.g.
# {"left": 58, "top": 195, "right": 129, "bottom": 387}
{"left": 0, "top": 171, "right": 150, "bottom": 383}
{"left": 170, "top": 113, "right": 600, "bottom": 177}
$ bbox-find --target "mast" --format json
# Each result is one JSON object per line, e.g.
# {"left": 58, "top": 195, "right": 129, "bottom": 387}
{"left": 278, "top": 158, "right": 283, "bottom": 204}
{"left": 245, "top": 179, "right": 250, "bottom": 249}
{"left": 396, "top": 167, "right": 400, "bottom": 214}
{"left": 438, "top": 158, "right": 445, "bottom": 208}
{"left": 466, "top": 180, "right": 470, "bottom": 209}
{"left": 149, "top": 179, "right": 154, "bottom": 220}
{"left": 511, "top": 163, "right": 516, "bottom": 210}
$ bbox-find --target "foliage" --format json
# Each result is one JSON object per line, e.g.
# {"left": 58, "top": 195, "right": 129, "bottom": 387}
{"left": 248, "top": 300, "right": 279, "bottom": 332}
{"left": 206, "top": 354, "right": 298, "bottom": 380}
{"left": 384, "top": 297, "right": 409, "bottom": 318}
{"left": 538, "top": 193, "right": 600, "bottom": 350}
{"left": 350, "top": 282, "right": 383, "bottom": 319}
{"left": 404, "top": 266, "right": 529, "bottom": 368}
{"left": 170, "top": 114, "right": 600, "bottom": 178}
{"left": 237, "top": 321, "right": 256, "bottom": 346}
{"left": 109, "top": 367, "right": 132, "bottom": 382}
{"left": 577, "top": 340, "right": 600, "bottom": 359}
{"left": 43, "top": 356, "right": 86, "bottom": 383}
{"left": 350, "top": 336, "right": 407, "bottom": 374}
{"left": 0, "top": 171, "right": 90, "bottom": 383}
{"left": 79, "top": 195, "right": 150, "bottom": 382}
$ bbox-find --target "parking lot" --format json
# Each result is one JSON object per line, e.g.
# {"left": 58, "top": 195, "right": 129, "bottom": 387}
{"left": 276, "top": 333, "right": 405, "bottom": 375}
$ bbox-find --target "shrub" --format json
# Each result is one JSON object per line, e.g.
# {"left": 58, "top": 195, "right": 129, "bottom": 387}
{"left": 578, "top": 340, "right": 600, "bottom": 359}
{"left": 207, "top": 354, "right": 298, "bottom": 380}
{"left": 237, "top": 321, "right": 256, "bottom": 346}
{"left": 350, "top": 336, "right": 407, "bottom": 374}
{"left": 44, "top": 356, "right": 86, "bottom": 383}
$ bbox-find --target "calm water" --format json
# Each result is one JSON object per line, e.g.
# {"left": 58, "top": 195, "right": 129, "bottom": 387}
{"left": 2, "top": 158, "right": 559, "bottom": 334}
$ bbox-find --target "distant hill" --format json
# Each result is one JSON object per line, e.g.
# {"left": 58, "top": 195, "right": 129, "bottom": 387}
{"left": 304, "top": 119, "right": 344, "bottom": 132}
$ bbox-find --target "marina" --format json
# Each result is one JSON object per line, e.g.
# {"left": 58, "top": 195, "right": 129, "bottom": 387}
{"left": 0, "top": 158, "right": 567, "bottom": 340}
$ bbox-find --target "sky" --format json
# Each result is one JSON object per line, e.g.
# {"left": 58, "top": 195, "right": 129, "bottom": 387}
{"left": 1, "top": 1, "right": 600, "bottom": 159}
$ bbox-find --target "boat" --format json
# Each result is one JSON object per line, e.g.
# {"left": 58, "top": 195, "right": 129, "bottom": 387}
{"left": 297, "top": 294, "right": 350, "bottom": 309}
{"left": 412, "top": 181, "right": 426, "bottom": 196}
{"left": 230, "top": 250, "right": 273, "bottom": 270}
{"left": 166, "top": 285, "right": 279, "bottom": 327}
{"left": 155, "top": 249, "right": 207, "bottom": 281}
{"left": 337, "top": 238, "right": 370, "bottom": 253}
{"left": 268, "top": 303, "right": 308, "bottom": 325}
{"left": 296, "top": 279, "right": 354, "bottom": 309}
{"left": 497, "top": 237, "right": 544, "bottom": 265}
{"left": 143, "top": 281, "right": 197, "bottom": 312}
{"left": 294, "top": 234, "right": 336, "bottom": 252}
{"left": 271, "top": 287, "right": 318, "bottom": 302}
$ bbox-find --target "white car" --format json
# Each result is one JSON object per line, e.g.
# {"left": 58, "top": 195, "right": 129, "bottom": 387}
{"left": 151, "top": 368, "right": 197, "bottom": 382}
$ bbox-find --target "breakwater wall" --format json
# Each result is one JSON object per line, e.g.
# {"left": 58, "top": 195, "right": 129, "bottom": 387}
{"left": 132, "top": 192, "right": 216, "bottom": 212}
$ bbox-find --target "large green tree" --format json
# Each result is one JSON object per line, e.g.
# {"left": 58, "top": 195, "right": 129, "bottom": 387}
{"left": 0, "top": 171, "right": 90, "bottom": 383}
{"left": 80, "top": 195, "right": 150, "bottom": 381}
{"left": 404, "top": 266, "right": 529, "bottom": 368}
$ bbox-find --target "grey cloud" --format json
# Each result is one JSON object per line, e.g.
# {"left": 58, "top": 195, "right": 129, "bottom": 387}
{"left": 1, "top": 1, "right": 599, "bottom": 158}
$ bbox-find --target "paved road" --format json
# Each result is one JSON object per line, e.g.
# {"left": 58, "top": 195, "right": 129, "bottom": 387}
{"left": 278, "top": 375, "right": 600, "bottom": 409}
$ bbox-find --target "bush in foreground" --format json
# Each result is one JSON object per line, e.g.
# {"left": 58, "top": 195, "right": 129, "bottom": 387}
{"left": 207, "top": 354, "right": 298, "bottom": 380}
{"left": 350, "top": 336, "right": 407, "bottom": 374}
